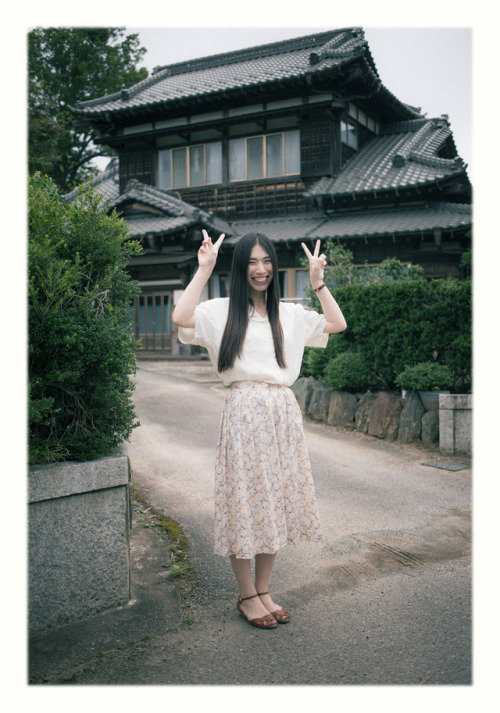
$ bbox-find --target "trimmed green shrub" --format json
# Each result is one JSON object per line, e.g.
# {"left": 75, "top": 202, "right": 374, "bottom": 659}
{"left": 395, "top": 362, "right": 455, "bottom": 391}
{"left": 301, "top": 334, "right": 346, "bottom": 379}
{"left": 323, "top": 351, "right": 376, "bottom": 392}
{"left": 28, "top": 173, "right": 142, "bottom": 464}
{"left": 302, "top": 277, "right": 471, "bottom": 393}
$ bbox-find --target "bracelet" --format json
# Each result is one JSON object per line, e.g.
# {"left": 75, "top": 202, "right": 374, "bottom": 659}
{"left": 313, "top": 283, "right": 326, "bottom": 293}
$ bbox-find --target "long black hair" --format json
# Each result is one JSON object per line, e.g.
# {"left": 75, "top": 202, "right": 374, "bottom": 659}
{"left": 217, "top": 233, "right": 286, "bottom": 372}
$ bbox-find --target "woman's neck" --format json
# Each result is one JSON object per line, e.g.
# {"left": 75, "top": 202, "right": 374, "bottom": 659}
{"left": 250, "top": 291, "right": 267, "bottom": 317}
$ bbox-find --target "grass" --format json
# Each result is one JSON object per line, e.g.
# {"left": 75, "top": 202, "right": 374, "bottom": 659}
{"left": 130, "top": 486, "right": 199, "bottom": 621}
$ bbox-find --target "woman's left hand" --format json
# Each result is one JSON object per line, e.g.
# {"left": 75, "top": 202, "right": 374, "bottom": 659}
{"left": 301, "top": 240, "right": 327, "bottom": 290}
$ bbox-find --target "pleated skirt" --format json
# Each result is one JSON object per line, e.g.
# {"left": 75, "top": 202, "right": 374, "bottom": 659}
{"left": 214, "top": 381, "right": 323, "bottom": 559}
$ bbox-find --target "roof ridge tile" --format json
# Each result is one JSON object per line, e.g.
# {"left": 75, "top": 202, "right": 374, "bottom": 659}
{"left": 309, "top": 28, "right": 364, "bottom": 65}
{"left": 156, "top": 29, "right": 344, "bottom": 77}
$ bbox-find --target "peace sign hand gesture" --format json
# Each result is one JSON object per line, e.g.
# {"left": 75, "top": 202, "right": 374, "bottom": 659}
{"left": 301, "top": 240, "right": 327, "bottom": 290}
{"left": 198, "top": 229, "right": 225, "bottom": 271}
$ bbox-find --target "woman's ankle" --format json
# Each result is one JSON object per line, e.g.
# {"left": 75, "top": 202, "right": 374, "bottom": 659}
{"left": 238, "top": 591, "right": 258, "bottom": 602}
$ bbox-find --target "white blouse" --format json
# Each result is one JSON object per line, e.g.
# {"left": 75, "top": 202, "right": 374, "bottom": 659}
{"left": 178, "top": 298, "right": 327, "bottom": 386}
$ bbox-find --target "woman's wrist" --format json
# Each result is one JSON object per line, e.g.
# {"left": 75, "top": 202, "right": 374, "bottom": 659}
{"left": 312, "top": 282, "right": 326, "bottom": 293}
{"left": 197, "top": 264, "right": 215, "bottom": 279}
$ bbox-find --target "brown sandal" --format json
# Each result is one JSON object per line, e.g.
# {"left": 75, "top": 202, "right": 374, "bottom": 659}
{"left": 237, "top": 594, "right": 278, "bottom": 629}
{"left": 257, "top": 591, "right": 291, "bottom": 624}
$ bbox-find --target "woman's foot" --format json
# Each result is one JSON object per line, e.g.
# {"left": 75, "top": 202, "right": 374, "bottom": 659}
{"left": 258, "top": 591, "right": 291, "bottom": 623}
{"left": 237, "top": 593, "right": 277, "bottom": 629}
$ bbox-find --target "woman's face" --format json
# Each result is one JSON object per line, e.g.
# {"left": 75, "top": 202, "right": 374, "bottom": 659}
{"left": 247, "top": 243, "right": 273, "bottom": 295}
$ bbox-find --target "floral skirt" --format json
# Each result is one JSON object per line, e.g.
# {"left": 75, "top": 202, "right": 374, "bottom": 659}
{"left": 214, "top": 381, "right": 323, "bottom": 559}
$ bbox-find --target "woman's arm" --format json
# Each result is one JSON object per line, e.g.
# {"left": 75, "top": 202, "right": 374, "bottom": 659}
{"left": 172, "top": 230, "right": 225, "bottom": 328}
{"left": 301, "top": 240, "right": 347, "bottom": 334}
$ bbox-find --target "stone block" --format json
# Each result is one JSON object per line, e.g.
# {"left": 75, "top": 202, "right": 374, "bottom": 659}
{"left": 354, "top": 391, "right": 378, "bottom": 433}
{"left": 398, "top": 391, "right": 425, "bottom": 443}
{"left": 28, "top": 455, "right": 130, "bottom": 503}
{"left": 439, "top": 393, "right": 472, "bottom": 410}
{"left": 367, "top": 392, "right": 403, "bottom": 440}
{"left": 455, "top": 411, "right": 472, "bottom": 454}
{"left": 439, "top": 409, "right": 455, "bottom": 453}
{"left": 421, "top": 411, "right": 439, "bottom": 447}
{"left": 291, "top": 377, "right": 315, "bottom": 414}
{"left": 327, "top": 392, "right": 358, "bottom": 427}
{"left": 439, "top": 393, "right": 472, "bottom": 455}
{"left": 28, "top": 455, "right": 131, "bottom": 634}
{"left": 307, "top": 383, "right": 333, "bottom": 422}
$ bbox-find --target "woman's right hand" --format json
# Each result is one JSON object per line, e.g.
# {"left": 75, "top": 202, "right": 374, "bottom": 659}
{"left": 198, "top": 229, "right": 225, "bottom": 270}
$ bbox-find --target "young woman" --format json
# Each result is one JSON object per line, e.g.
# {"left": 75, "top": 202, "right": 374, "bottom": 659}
{"left": 172, "top": 230, "right": 346, "bottom": 629}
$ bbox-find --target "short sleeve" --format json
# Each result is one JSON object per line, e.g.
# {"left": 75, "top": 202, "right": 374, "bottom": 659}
{"left": 178, "top": 298, "right": 228, "bottom": 347}
{"left": 300, "top": 305, "right": 328, "bottom": 348}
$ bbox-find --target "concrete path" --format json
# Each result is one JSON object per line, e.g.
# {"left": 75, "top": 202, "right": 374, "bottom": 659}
{"left": 29, "top": 361, "right": 472, "bottom": 688}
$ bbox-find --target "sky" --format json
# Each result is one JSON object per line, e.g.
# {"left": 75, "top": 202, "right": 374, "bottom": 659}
{"left": 123, "top": 26, "right": 473, "bottom": 178}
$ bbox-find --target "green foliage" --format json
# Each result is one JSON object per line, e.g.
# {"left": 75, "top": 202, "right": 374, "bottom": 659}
{"left": 323, "top": 351, "right": 376, "bottom": 392}
{"left": 321, "top": 243, "right": 357, "bottom": 287}
{"left": 460, "top": 247, "right": 472, "bottom": 268}
{"left": 301, "top": 273, "right": 471, "bottom": 393}
{"left": 28, "top": 27, "right": 148, "bottom": 191}
{"left": 302, "top": 241, "right": 426, "bottom": 292}
{"left": 395, "top": 362, "right": 454, "bottom": 392}
{"left": 375, "top": 258, "right": 425, "bottom": 282}
{"left": 28, "top": 173, "right": 142, "bottom": 464}
{"left": 301, "top": 334, "right": 345, "bottom": 378}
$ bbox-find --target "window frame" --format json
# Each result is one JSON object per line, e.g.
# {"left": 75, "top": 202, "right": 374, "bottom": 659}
{"left": 340, "top": 119, "right": 358, "bottom": 150}
{"left": 157, "top": 141, "right": 223, "bottom": 189}
{"left": 229, "top": 129, "right": 300, "bottom": 182}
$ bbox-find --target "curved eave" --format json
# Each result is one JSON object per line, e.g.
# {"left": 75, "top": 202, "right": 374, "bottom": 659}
{"left": 123, "top": 217, "right": 198, "bottom": 240}
{"left": 224, "top": 204, "right": 471, "bottom": 248}
{"left": 310, "top": 222, "right": 472, "bottom": 242}
{"left": 72, "top": 71, "right": 340, "bottom": 122}
{"left": 310, "top": 170, "right": 471, "bottom": 207}
{"left": 71, "top": 52, "right": 420, "bottom": 129}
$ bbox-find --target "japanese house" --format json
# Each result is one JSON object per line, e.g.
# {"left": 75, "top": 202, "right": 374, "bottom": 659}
{"left": 69, "top": 28, "right": 472, "bottom": 354}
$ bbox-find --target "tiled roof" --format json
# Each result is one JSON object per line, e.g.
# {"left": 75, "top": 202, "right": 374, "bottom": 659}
{"left": 307, "top": 203, "right": 471, "bottom": 240}
{"left": 122, "top": 213, "right": 199, "bottom": 237}
{"left": 63, "top": 164, "right": 231, "bottom": 239}
{"left": 224, "top": 214, "right": 327, "bottom": 245}
{"left": 72, "top": 28, "right": 418, "bottom": 122}
{"left": 63, "top": 158, "right": 121, "bottom": 205}
{"left": 307, "top": 118, "right": 468, "bottom": 199}
{"left": 108, "top": 179, "right": 197, "bottom": 219}
{"left": 227, "top": 203, "right": 471, "bottom": 245}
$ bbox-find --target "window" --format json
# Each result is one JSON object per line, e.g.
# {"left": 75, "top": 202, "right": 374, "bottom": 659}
{"left": 172, "top": 148, "right": 187, "bottom": 187}
{"left": 247, "top": 136, "right": 263, "bottom": 179}
{"left": 131, "top": 292, "right": 171, "bottom": 350}
{"left": 206, "top": 142, "right": 223, "bottom": 183}
{"left": 158, "top": 142, "right": 222, "bottom": 188}
{"left": 341, "top": 120, "right": 358, "bottom": 150}
{"left": 295, "top": 270, "right": 310, "bottom": 302}
{"left": 347, "top": 103, "right": 380, "bottom": 135}
{"left": 229, "top": 139, "right": 245, "bottom": 181}
{"left": 229, "top": 130, "right": 300, "bottom": 181}
{"left": 211, "top": 273, "right": 229, "bottom": 298}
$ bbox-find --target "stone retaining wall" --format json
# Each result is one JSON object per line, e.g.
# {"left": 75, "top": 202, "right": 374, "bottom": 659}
{"left": 28, "top": 454, "right": 132, "bottom": 634}
{"left": 292, "top": 377, "right": 471, "bottom": 455}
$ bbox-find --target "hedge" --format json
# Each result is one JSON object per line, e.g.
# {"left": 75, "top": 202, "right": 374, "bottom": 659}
{"left": 302, "top": 278, "right": 471, "bottom": 393}
{"left": 28, "top": 173, "right": 142, "bottom": 464}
